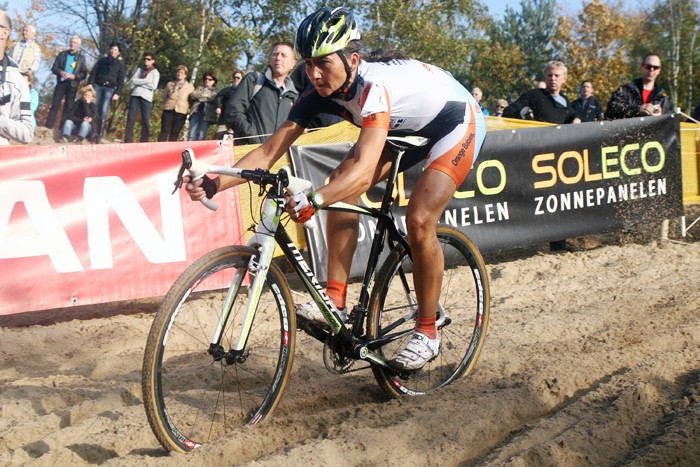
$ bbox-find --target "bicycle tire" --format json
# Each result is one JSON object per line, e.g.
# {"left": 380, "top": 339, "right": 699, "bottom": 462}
{"left": 142, "top": 245, "right": 296, "bottom": 453}
{"left": 367, "top": 226, "right": 489, "bottom": 397}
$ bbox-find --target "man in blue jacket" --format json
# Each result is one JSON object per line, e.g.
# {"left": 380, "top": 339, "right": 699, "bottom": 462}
{"left": 44, "top": 35, "right": 88, "bottom": 131}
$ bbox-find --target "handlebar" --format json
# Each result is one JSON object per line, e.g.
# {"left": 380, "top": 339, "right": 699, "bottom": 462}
{"left": 173, "top": 149, "right": 315, "bottom": 227}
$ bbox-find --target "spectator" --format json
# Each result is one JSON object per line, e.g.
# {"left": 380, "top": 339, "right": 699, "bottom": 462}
{"left": 693, "top": 98, "right": 700, "bottom": 121}
{"left": 493, "top": 98, "right": 508, "bottom": 117}
{"left": 606, "top": 53, "right": 672, "bottom": 120}
{"left": 0, "top": 10, "right": 34, "bottom": 145}
{"left": 503, "top": 61, "right": 580, "bottom": 125}
{"left": 7, "top": 23, "right": 40, "bottom": 74}
{"left": 188, "top": 70, "right": 218, "bottom": 141}
{"left": 572, "top": 80, "right": 604, "bottom": 122}
{"left": 225, "top": 41, "right": 298, "bottom": 144}
{"left": 124, "top": 52, "right": 160, "bottom": 143}
{"left": 88, "top": 42, "right": 125, "bottom": 143}
{"left": 503, "top": 60, "right": 581, "bottom": 253}
{"left": 213, "top": 70, "right": 243, "bottom": 139}
{"left": 471, "top": 87, "right": 490, "bottom": 116}
{"left": 21, "top": 71, "right": 39, "bottom": 126}
{"left": 158, "top": 65, "right": 194, "bottom": 142}
{"left": 44, "top": 35, "right": 88, "bottom": 131}
{"left": 60, "top": 85, "right": 97, "bottom": 144}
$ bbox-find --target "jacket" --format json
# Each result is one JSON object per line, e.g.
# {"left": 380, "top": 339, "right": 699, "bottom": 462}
{"left": 503, "top": 88, "right": 579, "bottom": 124}
{"left": 67, "top": 98, "right": 97, "bottom": 133}
{"left": 572, "top": 96, "right": 604, "bottom": 122}
{"left": 225, "top": 67, "right": 299, "bottom": 144}
{"left": 88, "top": 55, "right": 126, "bottom": 95}
{"left": 130, "top": 66, "right": 160, "bottom": 102}
{"left": 50, "top": 49, "right": 89, "bottom": 89}
{"left": 214, "top": 84, "right": 237, "bottom": 126}
{"left": 605, "top": 78, "right": 672, "bottom": 120}
{"left": 189, "top": 85, "right": 219, "bottom": 122}
{"left": 0, "top": 55, "right": 35, "bottom": 145}
{"left": 7, "top": 39, "right": 41, "bottom": 74}
{"left": 162, "top": 80, "right": 194, "bottom": 114}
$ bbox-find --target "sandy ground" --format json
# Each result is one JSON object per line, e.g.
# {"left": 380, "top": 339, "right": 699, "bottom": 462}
{"left": 1, "top": 209, "right": 699, "bottom": 466}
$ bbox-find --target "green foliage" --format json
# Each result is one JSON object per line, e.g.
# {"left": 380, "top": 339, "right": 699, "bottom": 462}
{"left": 359, "top": 0, "right": 490, "bottom": 71}
{"left": 553, "top": 0, "right": 643, "bottom": 105}
{"left": 18, "top": 0, "right": 700, "bottom": 136}
{"left": 491, "top": 0, "right": 559, "bottom": 84}
{"left": 638, "top": 0, "right": 700, "bottom": 113}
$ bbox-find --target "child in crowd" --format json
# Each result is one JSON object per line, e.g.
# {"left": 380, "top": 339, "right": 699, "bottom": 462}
{"left": 21, "top": 71, "right": 39, "bottom": 126}
{"left": 61, "top": 85, "right": 97, "bottom": 144}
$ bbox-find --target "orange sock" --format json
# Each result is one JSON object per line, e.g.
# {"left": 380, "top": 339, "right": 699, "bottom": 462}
{"left": 416, "top": 315, "right": 437, "bottom": 339}
{"left": 325, "top": 280, "right": 347, "bottom": 309}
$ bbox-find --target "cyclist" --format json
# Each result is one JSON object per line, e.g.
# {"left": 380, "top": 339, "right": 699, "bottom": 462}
{"left": 186, "top": 7, "right": 487, "bottom": 371}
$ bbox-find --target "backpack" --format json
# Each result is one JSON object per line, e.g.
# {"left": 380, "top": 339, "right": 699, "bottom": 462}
{"left": 250, "top": 71, "right": 266, "bottom": 100}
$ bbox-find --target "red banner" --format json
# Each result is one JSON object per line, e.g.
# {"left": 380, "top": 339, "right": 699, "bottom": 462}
{"left": 0, "top": 140, "right": 241, "bottom": 315}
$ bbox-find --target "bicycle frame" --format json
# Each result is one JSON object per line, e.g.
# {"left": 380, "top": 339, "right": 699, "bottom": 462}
{"left": 195, "top": 144, "right": 416, "bottom": 373}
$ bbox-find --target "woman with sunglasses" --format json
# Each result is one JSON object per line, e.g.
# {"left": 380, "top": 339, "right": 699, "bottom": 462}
{"left": 125, "top": 53, "right": 160, "bottom": 143}
{"left": 188, "top": 70, "right": 218, "bottom": 141}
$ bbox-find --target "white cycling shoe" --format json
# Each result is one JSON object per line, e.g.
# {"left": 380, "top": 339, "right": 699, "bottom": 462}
{"left": 295, "top": 301, "right": 348, "bottom": 327}
{"left": 390, "top": 332, "right": 440, "bottom": 371}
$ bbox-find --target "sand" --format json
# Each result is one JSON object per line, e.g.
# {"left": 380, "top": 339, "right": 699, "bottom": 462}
{"left": 1, "top": 208, "right": 699, "bottom": 467}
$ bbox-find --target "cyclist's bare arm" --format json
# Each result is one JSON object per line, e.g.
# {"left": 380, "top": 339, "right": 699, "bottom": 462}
{"left": 185, "top": 120, "right": 306, "bottom": 201}
{"left": 313, "top": 125, "right": 389, "bottom": 206}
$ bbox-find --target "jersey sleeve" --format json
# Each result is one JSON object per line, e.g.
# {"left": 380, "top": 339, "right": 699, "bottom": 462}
{"left": 359, "top": 82, "right": 390, "bottom": 130}
{"left": 288, "top": 87, "right": 346, "bottom": 128}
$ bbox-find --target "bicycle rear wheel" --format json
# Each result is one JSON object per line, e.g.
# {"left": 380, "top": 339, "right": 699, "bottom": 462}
{"left": 367, "top": 226, "right": 489, "bottom": 397}
{"left": 142, "top": 246, "right": 296, "bottom": 453}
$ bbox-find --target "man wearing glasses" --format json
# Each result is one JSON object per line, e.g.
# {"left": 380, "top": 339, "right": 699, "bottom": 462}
{"left": 213, "top": 70, "right": 243, "bottom": 139}
{"left": 0, "top": 10, "right": 34, "bottom": 145}
{"left": 125, "top": 52, "right": 160, "bottom": 142}
{"left": 606, "top": 53, "right": 672, "bottom": 120}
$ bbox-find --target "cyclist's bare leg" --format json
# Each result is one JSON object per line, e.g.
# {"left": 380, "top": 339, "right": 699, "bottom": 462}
{"left": 325, "top": 146, "right": 394, "bottom": 287}
{"left": 404, "top": 168, "right": 458, "bottom": 325}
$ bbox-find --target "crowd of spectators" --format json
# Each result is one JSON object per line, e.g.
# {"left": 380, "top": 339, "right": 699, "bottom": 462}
{"left": 0, "top": 10, "right": 697, "bottom": 149}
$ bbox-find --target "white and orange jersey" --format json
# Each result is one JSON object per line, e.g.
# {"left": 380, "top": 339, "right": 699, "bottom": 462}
{"left": 291, "top": 59, "right": 483, "bottom": 135}
{"left": 289, "top": 58, "right": 487, "bottom": 186}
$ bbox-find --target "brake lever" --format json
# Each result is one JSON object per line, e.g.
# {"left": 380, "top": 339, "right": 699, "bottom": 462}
{"left": 172, "top": 149, "right": 195, "bottom": 194}
{"left": 172, "top": 163, "right": 187, "bottom": 194}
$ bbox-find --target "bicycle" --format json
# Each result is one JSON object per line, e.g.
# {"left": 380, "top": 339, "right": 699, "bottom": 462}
{"left": 142, "top": 136, "right": 490, "bottom": 453}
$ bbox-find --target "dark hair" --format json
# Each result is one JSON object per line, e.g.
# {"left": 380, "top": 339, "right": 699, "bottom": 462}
{"left": 232, "top": 70, "right": 244, "bottom": 78}
{"left": 143, "top": 52, "right": 155, "bottom": 61}
{"left": 361, "top": 48, "right": 409, "bottom": 63}
{"left": 580, "top": 79, "right": 592, "bottom": 87}
{"left": 203, "top": 71, "right": 217, "bottom": 85}
{"left": 642, "top": 53, "right": 661, "bottom": 65}
{"left": 109, "top": 42, "right": 121, "bottom": 53}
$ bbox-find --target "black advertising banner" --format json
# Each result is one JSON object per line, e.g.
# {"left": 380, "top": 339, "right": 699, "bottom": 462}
{"left": 289, "top": 114, "right": 683, "bottom": 280}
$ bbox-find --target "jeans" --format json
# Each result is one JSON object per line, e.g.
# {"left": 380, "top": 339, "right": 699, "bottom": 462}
{"left": 93, "top": 83, "right": 116, "bottom": 134}
{"left": 62, "top": 119, "right": 93, "bottom": 139}
{"left": 125, "top": 96, "right": 153, "bottom": 142}
{"left": 188, "top": 111, "right": 211, "bottom": 141}
{"left": 45, "top": 80, "right": 77, "bottom": 129}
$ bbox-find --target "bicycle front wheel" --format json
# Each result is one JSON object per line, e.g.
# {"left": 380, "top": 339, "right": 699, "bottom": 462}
{"left": 368, "top": 226, "right": 489, "bottom": 397}
{"left": 142, "top": 246, "right": 296, "bottom": 453}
